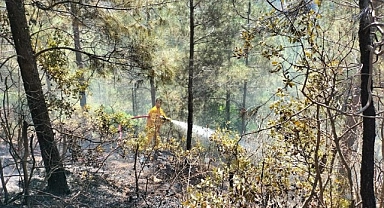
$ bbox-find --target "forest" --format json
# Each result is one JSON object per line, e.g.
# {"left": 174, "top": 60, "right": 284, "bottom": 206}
{"left": 0, "top": 0, "right": 383, "bottom": 207}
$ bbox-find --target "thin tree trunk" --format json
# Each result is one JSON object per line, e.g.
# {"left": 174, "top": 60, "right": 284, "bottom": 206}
{"left": 21, "top": 121, "right": 30, "bottom": 206}
{"left": 132, "top": 82, "right": 137, "bottom": 117}
{"left": 71, "top": 3, "right": 86, "bottom": 108}
{"left": 225, "top": 90, "right": 230, "bottom": 129}
{"left": 359, "top": 0, "right": 376, "bottom": 207}
{"left": 241, "top": 81, "right": 247, "bottom": 134}
{"left": 240, "top": 1, "right": 250, "bottom": 135}
{"left": 381, "top": 120, "right": 384, "bottom": 208}
{"left": 150, "top": 75, "right": 156, "bottom": 106}
{"left": 148, "top": 0, "right": 156, "bottom": 107}
{"left": 5, "top": 0, "right": 69, "bottom": 195}
{"left": 186, "top": 0, "right": 194, "bottom": 150}
{"left": 0, "top": 158, "right": 9, "bottom": 204}
{"left": 303, "top": 104, "right": 324, "bottom": 206}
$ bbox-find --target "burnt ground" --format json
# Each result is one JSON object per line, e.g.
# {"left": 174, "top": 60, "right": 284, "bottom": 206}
{"left": 1, "top": 150, "right": 199, "bottom": 208}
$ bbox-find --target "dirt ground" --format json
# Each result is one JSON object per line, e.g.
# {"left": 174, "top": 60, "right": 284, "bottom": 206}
{"left": 1, "top": 150, "right": 187, "bottom": 208}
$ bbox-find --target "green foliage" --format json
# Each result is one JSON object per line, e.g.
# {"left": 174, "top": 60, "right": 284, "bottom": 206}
{"left": 183, "top": 130, "right": 262, "bottom": 207}
{"left": 1, "top": 0, "right": 371, "bottom": 206}
{"left": 34, "top": 28, "right": 92, "bottom": 114}
{"left": 184, "top": 14, "right": 356, "bottom": 199}
{"left": 152, "top": 48, "right": 178, "bottom": 84}
{"left": 94, "top": 105, "right": 133, "bottom": 135}
{"left": 37, "top": 31, "right": 69, "bottom": 86}
{"left": 0, "top": 10, "right": 10, "bottom": 38}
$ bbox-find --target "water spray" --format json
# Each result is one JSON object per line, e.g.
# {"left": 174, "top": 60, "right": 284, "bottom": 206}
{"left": 130, "top": 115, "right": 215, "bottom": 139}
{"left": 170, "top": 120, "right": 214, "bottom": 139}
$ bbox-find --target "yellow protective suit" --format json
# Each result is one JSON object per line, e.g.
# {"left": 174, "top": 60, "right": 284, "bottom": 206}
{"left": 145, "top": 106, "right": 167, "bottom": 149}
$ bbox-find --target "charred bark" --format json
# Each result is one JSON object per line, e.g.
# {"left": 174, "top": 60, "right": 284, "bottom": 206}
{"left": 359, "top": 0, "right": 376, "bottom": 207}
{"left": 187, "top": 0, "right": 194, "bottom": 150}
{"left": 5, "top": 0, "right": 69, "bottom": 195}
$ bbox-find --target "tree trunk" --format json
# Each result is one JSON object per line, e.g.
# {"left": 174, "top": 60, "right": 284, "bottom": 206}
{"left": 240, "top": 1, "right": 250, "bottom": 135}
{"left": 240, "top": 81, "right": 247, "bottom": 134}
{"left": 5, "top": 0, "right": 69, "bottom": 195}
{"left": 225, "top": 90, "right": 230, "bottom": 129}
{"left": 150, "top": 75, "right": 156, "bottom": 106}
{"left": 186, "top": 0, "right": 194, "bottom": 150}
{"left": 71, "top": 3, "right": 87, "bottom": 109}
{"left": 359, "top": 0, "right": 376, "bottom": 207}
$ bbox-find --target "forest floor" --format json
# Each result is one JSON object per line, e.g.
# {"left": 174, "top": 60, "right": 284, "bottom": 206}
{"left": 2, "top": 149, "right": 193, "bottom": 208}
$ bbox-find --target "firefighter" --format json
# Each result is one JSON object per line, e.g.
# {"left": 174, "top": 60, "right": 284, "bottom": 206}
{"left": 145, "top": 98, "right": 170, "bottom": 149}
